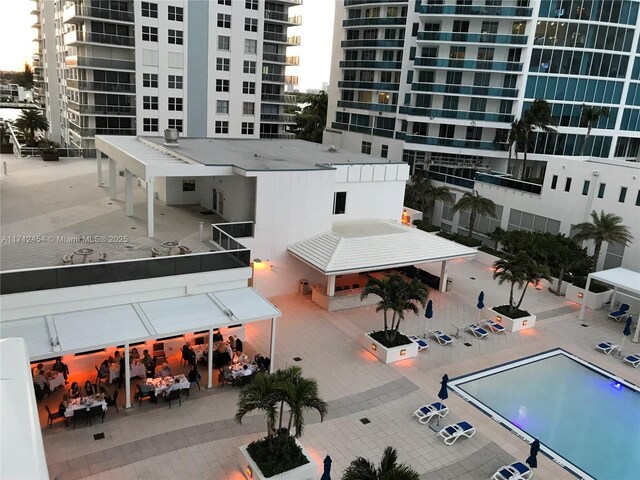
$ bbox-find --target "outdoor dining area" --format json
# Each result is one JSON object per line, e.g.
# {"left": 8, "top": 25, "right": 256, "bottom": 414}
{"left": 150, "top": 240, "right": 192, "bottom": 257}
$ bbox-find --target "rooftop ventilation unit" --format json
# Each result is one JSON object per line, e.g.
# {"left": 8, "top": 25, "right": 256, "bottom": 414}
{"left": 163, "top": 128, "right": 179, "bottom": 147}
{"left": 327, "top": 145, "right": 339, "bottom": 152}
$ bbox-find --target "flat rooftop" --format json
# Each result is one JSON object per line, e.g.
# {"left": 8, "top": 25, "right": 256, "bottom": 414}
{"left": 141, "top": 136, "right": 402, "bottom": 171}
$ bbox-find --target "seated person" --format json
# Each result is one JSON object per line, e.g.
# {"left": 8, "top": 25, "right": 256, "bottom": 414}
{"left": 141, "top": 349, "right": 153, "bottom": 368}
{"left": 187, "top": 365, "right": 201, "bottom": 385}
{"left": 136, "top": 383, "right": 158, "bottom": 403}
{"left": 130, "top": 347, "right": 140, "bottom": 361}
{"left": 255, "top": 355, "right": 265, "bottom": 371}
{"left": 84, "top": 380, "right": 95, "bottom": 397}
{"left": 158, "top": 362, "right": 172, "bottom": 377}
{"left": 235, "top": 337, "right": 244, "bottom": 354}
{"left": 222, "top": 363, "right": 233, "bottom": 381}
{"left": 212, "top": 330, "right": 223, "bottom": 342}
{"left": 98, "top": 359, "right": 110, "bottom": 380}
{"left": 70, "top": 382, "right": 81, "bottom": 399}
{"left": 32, "top": 363, "right": 44, "bottom": 376}
{"left": 99, "top": 386, "right": 112, "bottom": 405}
{"left": 33, "top": 369, "right": 50, "bottom": 396}
{"left": 52, "top": 358, "right": 69, "bottom": 381}
{"left": 59, "top": 394, "right": 69, "bottom": 416}
{"left": 241, "top": 364, "right": 253, "bottom": 377}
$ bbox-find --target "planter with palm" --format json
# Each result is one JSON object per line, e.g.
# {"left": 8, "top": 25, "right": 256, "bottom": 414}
{"left": 13, "top": 109, "right": 49, "bottom": 147}
{"left": 579, "top": 104, "right": 609, "bottom": 155}
{"left": 573, "top": 210, "right": 633, "bottom": 272}
{"left": 342, "top": 446, "right": 420, "bottom": 480}
{"left": 451, "top": 191, "right": 496, "bottom": 241}
{"left": 404, "top": 175, "right": 451, "bottom": 225}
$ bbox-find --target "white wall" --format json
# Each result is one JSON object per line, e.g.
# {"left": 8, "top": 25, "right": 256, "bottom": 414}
{"left": 197, "top": 175, "right": 256, "bottom": 221}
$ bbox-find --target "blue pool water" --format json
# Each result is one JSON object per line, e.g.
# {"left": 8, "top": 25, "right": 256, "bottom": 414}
{"left": 455, "top": 352, "right": 640, "bottom": 479}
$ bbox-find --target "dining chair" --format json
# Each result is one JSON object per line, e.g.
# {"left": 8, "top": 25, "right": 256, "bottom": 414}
{"left": 88, "top": 405, "right": 105, "bottom": 426}
{"left": 152, "top": 342, "right": 166, "bottom": 363}
{"left": 45, "top": 405, "right": 65, "bottom": 429}
{"left": 167, "top": 389, "right": 182, "bottom": 408}
{"left": 73, "top": 408, "right": 89, "bottom": 429}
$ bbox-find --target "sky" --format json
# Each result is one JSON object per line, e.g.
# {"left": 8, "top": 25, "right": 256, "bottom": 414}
{"left": 0, "top": 0, "right": 335, "bottom": 92}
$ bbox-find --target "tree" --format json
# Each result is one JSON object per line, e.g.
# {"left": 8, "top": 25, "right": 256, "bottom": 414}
{"left": 493, "top": 251, "right": 550, "bottom": 314}
{"left": 22, "top": 63, "right": 34, "bottom": 89}
{"left": 517, "top": 99, "right": 556, "bottom": 180}
{"left": 579, "top": 104, "right": 609, "bottom": 155}
{"left": 360, "top": 274, "right": 428, "bottom": 344}
{"left": 506, "top": 119, "right": 525, "bottom": 174}
{"left": 342, "top": 446, "right": 420, "bottom": 480}
{"left": 294, "top": 91, "right": 327, "bottom": 143}
{"left": 235, "top": 373, "right": 279, "bottom": 439}
{"left": 13, "top": 108, "right": 49, "bottom": 147}
{"left": 548, "top": 235, "right": 591, "bottom": 295}
{"left": 451, "top": 191, "right": 496, "bottom": 241}
{"left": 573, "top": 210, "right": 633, "bottom": 272}
{"left": 281, "top": 374, "right": 328, "bottom": 438}
{"left": 404, "top": 175, "right": 451, "bottom": 224}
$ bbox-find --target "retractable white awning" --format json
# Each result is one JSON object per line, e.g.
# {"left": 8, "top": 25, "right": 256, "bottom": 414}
{"left": 0, "top": 317, "right": 54, "bottom": 359}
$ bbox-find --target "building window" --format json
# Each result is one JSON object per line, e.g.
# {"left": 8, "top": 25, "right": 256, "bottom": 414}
{"left": 218, "top": 35, "right": 230, "bottom": 50}
{"left": 168, "top": 119, "right": 183, "bottom": 132}
{"left": 361, "top": 141, "right": 371, "bottom": 154}
{"left": 143, "top": 73, "right": 158, "bottom": 88}
{"left": 143, "top": 118, "right": 158, "bottom": 132}
{"left": 217, "top": 13, "right": 231, "bottom": 28}
{"left": 141, "top": 2, "right": 157, "bottom": 18}
{"left": 182, "top": 179, "right": 195, "bottom": 191}
{"left": 143, "top": 96, "right": 158, "bottom": 110}
{"left": 215, "top": 121, "right": 229, "bottom": 134}
{"left": 216, "top": 58, "right": 230, "bottom": 71}
{"left": 242, "top": 81, "right": 255, "bottom": 94}
{"left": 550, "top": 175, "right": 558, "bottom": 189}
{"left": 216, "top": 79, "right": 230, "bottom": 92}
{"left": 168, "top": 29, "right": 183, "bottom": 45}
{"left": 168, "top": 97, "right": 182, "bottom": 111}
{"left": 168, "top": 6, "right": 183, "bottom": 21}
{"left": 142, "top": 26, "right": 158, "bottom": 42}
{"left": 218, "top": 0, "right": 231, "bottom": 5}
{"left": 564, "top": 177, "right": 572, "bottom": 192}
{"left": 243, "top": 61, "right": 256, "bottom": 74}
{"left": 619, "top": 186, "right": 627, "bottom": 203}
{"left": 245, "top": 0, "right": 258, "bottom": 10}
{"left": 333, "top": 192, "right": 347, "bottom": 215}
{"left": 582, "top": 180, "right": 590, "bottom": 196}
{"left": 598, "top": 183, "right": 606, "bottom": 198}
{"left": 245, "top": 18, "right": 258, "bottom": 32}
{"left": 244, "top": 39, "right": 257, "bottom": 54}
{"left": 242, "top": 102, "right": 255, "bottom": 115}
{"left": 216, "top": 100, "right": 229, "bottom": 114}
{"left": 381, "top": 145, "right": 388, "bottom": 158}
{"left": 241, "top": 122, "right": 254, "bottom": 135}
{"left": 168, "top": 75, "right": 183, "bottom": 89}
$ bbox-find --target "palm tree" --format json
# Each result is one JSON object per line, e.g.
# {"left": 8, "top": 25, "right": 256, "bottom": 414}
{"left": 451, "top": 191, "right": 496, "bottom": 241}
{"left": 235, "top": 373, "right": 279, "bottom": 439}
{"left": 342, "top": 446, "right": 420, "bottom": 480}
{"left": 404, "top": 175, "right": 451, "bottom": 224}
{"left": 13, "top": 109, "right": 49, "bottom": 147}
{"left": 295, "top": 91, "right": 328, "bottom": 143}
{"left": 492, "top": 251, "right": 549, "bottom": 314}
{"left": 282, "top": 375, "right": 328, "bottom": 438}
{"left": 506, "top": 119, "right": 525, "bottom": 174}
{"left": 579, "top": 104, "right": 609, "bottom": 155}
{"left": 361, "top": 274, "right": 428, "bottom": 344}
{"left": 519, "top": 99, "right": 556, "bottom": 180}
{"left": 573, "top": 210, "right": 634, "bottom": 272}
{"left": 548, "top": 235, "right": 591, "bottom": 295}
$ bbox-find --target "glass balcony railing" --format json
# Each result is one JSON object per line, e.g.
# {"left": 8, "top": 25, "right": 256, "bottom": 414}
{"left": 414, "top": 57, "right": 523, "bottom": 72}
{"left": 260, "top": 114, "right": 296, "bottom": 123}
{"left": 340, "top": 39, "right": 404, "bottom": 48}
{"left": 417, "top": 31, "right": 527, "bottom": 45}
{"left": 337, "top": 100, "right": 397, "bottom": 112}
{"left": 418, "top": 4, "right": 533, "bottom": 17}
{"left": 67, "top": 101, "right": 136, "bottom": 115}
{"left": 63, "top": 4, "right": 134, "bottom": 23}
{"left": 69, "top": 124, "right": 136, "bottom": 137}
{"left": 399, "top": 107, "right": 513, "bottom": 123}
{"left": 405, "top": 135, "right": 505, "bottom": 151}
{"left": 427, "top": 171, "right": 475, "bottom": 189}
{"left": 262, "top": 53, "right": 300, "bottom": 65}
{"left": 338, "top": 81, "right": 400, "bottom": 91}
{"left": 343, "top": 17, "right": 407, "bottom": 27}
{"left": 339, "top": 60, "right": 402, "bottom": 69}
{"left": 410, "top": 82, "right": 518, "bottom": 98}
{"left": 475, "top": 173, "right": 542, "bottom": 194}
{"left": 264, "top": 10, "right": 302, "bottom": 24}
{"left": 65, "top": 31, "right": 135, "bottom": 47}
{"left": 65, "top": 56, "right": 135, "bottom": 70}
{"left": 330, "top": 122, "right": 349, "bottom": 131}
{"left": 261, "top": 94, "right": 297, "bottom": 104}
{"left": 66, "top": 80, "right": 135, "bottom": 93}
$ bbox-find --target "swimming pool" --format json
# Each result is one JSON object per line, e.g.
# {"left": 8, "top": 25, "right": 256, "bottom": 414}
{"left": 450, "top": 349, "right": 640, "bottom": 480}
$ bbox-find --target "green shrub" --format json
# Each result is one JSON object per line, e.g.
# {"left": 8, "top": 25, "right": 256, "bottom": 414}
{"left": 414, "top": 220, "right": 440, "bottom": 233}
{"left": 570, "top": 277, "right": 610, "bottom": 293}
{"left": 493, "top": 305, "right": 531, "bottom": 319}
{"left": 246, "top": 434, "right": 309, "bottom": 477}
{"left": 436, "top": 231, "right": 482, "bottom": 247}
{"left": 369, "top": 330, "right": 412, "bottom": 348}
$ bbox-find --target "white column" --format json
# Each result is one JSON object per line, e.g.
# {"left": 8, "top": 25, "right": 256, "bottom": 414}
{"left": 610, "top": 286, "right": 618, "bottom": 312}
{"left": 124, "top": 169, "right": 134, "bottom": 217}
{"left": 439, "top": 260, "right": 449, "bottom": 293}
{"left": 208, "top": 328, "right": 214, "bottom": 389}
{"left": 146, "top": 177, "right": 154, "bottom": 238}
{"left": 326, "top": 275, "right": 336, "bottom": 297}
{"left": 108, "top": 159, "right": 117, "bottom": 199}
{"left": 269, "top": 318, "right": 277, "bottom": 374}
{"left": 124, "top": 343, "right": 131, "bottom": 409}
{"left": 97, "top": 151, "right": 103, "bottom": 186}
{"left": 578, "top": 274, "right": 592, "bottom": 320}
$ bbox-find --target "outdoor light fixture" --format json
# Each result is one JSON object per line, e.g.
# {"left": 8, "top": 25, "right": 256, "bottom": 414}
{"left": 245, "top": 466, "right": 253, "bottom": 478}
{"left": 578, "top": 292, "right": 584, "bottom": 299}
{"left": 611, "top": 381, "right": 622, "bottom": 390}
{"left": 522, "top": 320, "right": 528, "bottom": 326}
{"left": 400, "top": 349, "right": 407, "bottom": 356}
{"left": 371, "top": 343, "right": 377, "bottom": 351}
{"left": 496, "top": 316, "right": 502, "bottom": 322}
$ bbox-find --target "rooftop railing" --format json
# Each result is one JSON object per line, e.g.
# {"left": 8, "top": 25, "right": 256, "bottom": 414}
{"left": 475, "top": 172, "right": 542, "bottom": 194}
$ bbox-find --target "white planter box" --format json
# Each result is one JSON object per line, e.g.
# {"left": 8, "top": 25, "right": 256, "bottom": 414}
{"left": 238, "top": 439, "right": 318, "bottom": 480}
{"left": 565, "top": 284, "right": 612, "bottom": 310}
{"left": 361, "top": 332, "right": 418, "bottom": 364}
{"left": 474, "top": 250, "right": 499, "bottom": 267}
{"left": 548, "top": 276, "right": 568, "bottom": 295}
{"left": 482, "top": 307, "right": 536, "bottom": 332}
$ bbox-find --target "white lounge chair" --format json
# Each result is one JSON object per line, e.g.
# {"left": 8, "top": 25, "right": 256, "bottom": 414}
{"left": 608, "top": 304, "right": 629, "bottom": 321}
{"left": 429, "top": 330, "right": 453, "bottom": 345}
{"left": 483, "top": 319, "right": 506, "bottom": 333}
{"left": 409, "top": 335, "right": 429, "bottom": 351}
{"left": 491, "top": 461, "right": 533, "bottom": 480}
{"left": 412, "top": 402, "right": 448, "bottom": 424}
{"left": 465, "top": 324, "right": 489, "bottom": 338}
{"left": 595, "top": 342, "right": 620, "bottom": 355}
{"left": 437, "top": 421, "right": 476, "bottom": 445}
{"left": 623, "top": 353, "right": 640, "bottom": 368}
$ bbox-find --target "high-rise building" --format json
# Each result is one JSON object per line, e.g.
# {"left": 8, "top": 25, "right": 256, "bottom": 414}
{"left": 32, "top": 0, "right": 302, "bottom": 157}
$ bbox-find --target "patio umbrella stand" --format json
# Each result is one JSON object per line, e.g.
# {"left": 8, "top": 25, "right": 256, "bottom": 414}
{"left": 430, "top": 373, "right": 449, "bottom": 432}
{"left": 619, "top": 315, "right": 633, "bottom": 356}
{"left": 423, "top": 300, "right": 433, "bottom": 338}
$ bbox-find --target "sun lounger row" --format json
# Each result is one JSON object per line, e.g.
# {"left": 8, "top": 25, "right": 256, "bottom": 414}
{"left": 595, "top": 342, "right": 639, "bottom": 367}
{"left": 608, "top": 304, "right": 629, "bottom": 321}
{"left": 412, "top": 402, "right": 475, "bottom": 444}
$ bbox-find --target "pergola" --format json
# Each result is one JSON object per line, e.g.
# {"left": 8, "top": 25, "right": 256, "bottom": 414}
{"left": 578, "top": 267, "right": 640, "bottom": 342}
{"left": 0, "top": 287, "right": 281, "bottom": 408}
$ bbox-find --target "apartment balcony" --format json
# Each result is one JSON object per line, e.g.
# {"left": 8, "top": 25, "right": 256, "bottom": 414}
{"left": 329, "top": 122, "right": 396, "bottom": 138}
{"left": 260, "top": 132, "right": 296, "bottom": 139}
{"left": 414, "top": 57, "right": 523, "bottom": 72}
{"left": 411, "top": 83, "right": 518, "bottom": 98}
{"left": 426, "top": 170, "right": 475, "bottom": 190}
{"left": 63, "top": 4, "right": 134, "bottom": 24}
{"left": 69, "top": 123, "right": 135, "bottom": 137}
{"left": 269, "top": 0, "right": 303, "bottom": 5}
{"left": 418, "top": 4, "right": 533, "bottom": 18}
{"left": 339, "top": 60, "right": 402, "bottom": 70}
{"left": 67, "top": 101, "right": 136, "bottom": 116}
{"left": 64, "top": 31, "right": 135, "bottom": 48}
{"left": 338, "top": 81, "right": 400, "bottom": 91}
{"left": 337, "top": 101, "right": 397, "bottom": 113}
{"left": 405, "top": 135, "right": 505, "bottom": 152}
{"left": 475, "top": 172, "right": 542, "bottom": 195}
{"left": 65, "top": 56, "right": 135, "bottom": 71}
{"left": 345, "top": 0, "right": 407, "bottom": 5}
{"left": 264, "top": 10, "right": 302, "bottom": 25}
{"left": 262, "top": 53, "right": 299, "bottom": 65}
{"left": 261, "top": 74, "right": 298, "bottom": 85}
{"left": 263, "top": 32, "right": 301, "bottom": 46}
{"left": 260, "top": 114, "right": 296, "bottom": 123}
{"left": 66, "top": 79, "right": 135, "bottom": 93}
{"left": 399, "top": 106, "right": 514, "bottom": 123}
{"left": 342, "top": 17, "right": 407, "bottom": 27}
{"left": 416, "top": 31, "right": 527, "bottom": 45}
{"left": 341, "top": 39, "right": 404, "bottom": 48}
{"left": 261, "top": 94, "right": 297, "bottom": 104}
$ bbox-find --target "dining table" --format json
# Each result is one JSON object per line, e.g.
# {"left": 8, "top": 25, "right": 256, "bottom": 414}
{"left": 64, "top": 395, "right": 107, "bottom": 418}
{"left": 109, "top": 360, "right": 146, "bottom": 383}
{"left": 231, "top": 361, "right": 258, "bottom": 379}
{"left": 146, "top": 374, "right": 190, "bottom": 396}
{"left": 46, "top": 371, "right": 65, "bottom": 390}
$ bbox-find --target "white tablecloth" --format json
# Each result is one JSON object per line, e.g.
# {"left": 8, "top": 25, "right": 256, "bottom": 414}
{"left": 231, "top": 362, "right": 258, "bottom": 379}
{"left": 109, "top": 362, "right": 146, "bottom": 382}
{"left": 146, "top": 375, "right": 190, "bottom": 396}
{"left": 46, "top": 372, "right": 65, "bottom": 390}
{"left": 192, "top": 344, "right": 208, "bottom": 361}
{"left": 64, "top": 397, "right": 108, "bottom": 418}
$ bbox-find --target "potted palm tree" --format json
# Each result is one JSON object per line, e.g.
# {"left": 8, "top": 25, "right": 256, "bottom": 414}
{"left": 360, "top": 274, "right": 428, "bottom": 364}
{"left": 486, "top": 251, "right": 550, "bottom": 332}
{"left": 451, "top": 191, "right": 496, "bottom": 241}
{"left": 342, "top": 446, "right": 419, "bottom": 480}
{"left": 39, "top": 138, "right": 60, "bottom": 161}
{"left": 13, "top": 108, "right": 49, "bottom": 147}
{"left": 236, "top": 366, "right": 327, "bottom": 480}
